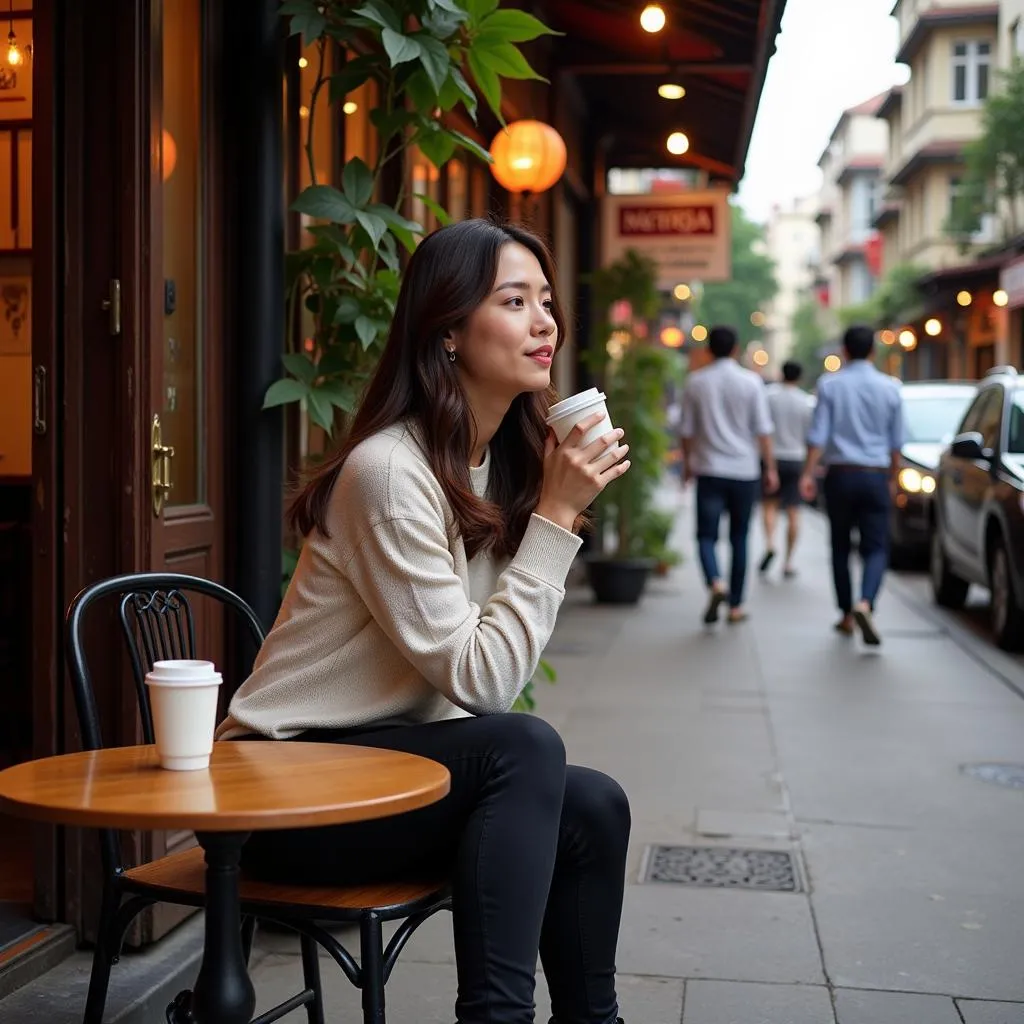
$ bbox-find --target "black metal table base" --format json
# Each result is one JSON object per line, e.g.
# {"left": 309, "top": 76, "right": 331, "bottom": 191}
{"left": 166, "top": 831, "right": 255, "bottom": 1024}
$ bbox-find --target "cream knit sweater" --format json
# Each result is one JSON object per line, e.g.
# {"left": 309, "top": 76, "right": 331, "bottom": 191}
{"left": 218, "top": 422, "right": 583, "bottom": 739}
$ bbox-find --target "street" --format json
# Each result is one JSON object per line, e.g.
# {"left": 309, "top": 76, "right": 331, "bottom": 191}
{"left": 243, "top": 485, "right": 1024, "bottom": 1023}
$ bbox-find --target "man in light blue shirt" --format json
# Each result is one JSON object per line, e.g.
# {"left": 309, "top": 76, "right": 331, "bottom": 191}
{"left": 800, "top": 325, "right": 905, "bottom": 645}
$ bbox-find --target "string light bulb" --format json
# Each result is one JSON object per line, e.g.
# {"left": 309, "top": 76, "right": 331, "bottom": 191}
{"left": 640, "top": 4, "right": 666, "bottom": 32}
{"left": 5, "top": 0, "right": 27, "bottom": 66}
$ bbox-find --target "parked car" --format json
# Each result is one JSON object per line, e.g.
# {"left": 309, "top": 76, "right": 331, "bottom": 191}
{"left": 931, "top": 366, "right": 1024, "bottom": 651}
{"left": 890, "top": 381, "right": 977, "bottom": 564}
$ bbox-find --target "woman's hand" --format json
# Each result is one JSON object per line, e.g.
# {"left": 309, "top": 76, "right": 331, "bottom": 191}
{"left": 534, "top": 411, "right": 631, "bottom": 532}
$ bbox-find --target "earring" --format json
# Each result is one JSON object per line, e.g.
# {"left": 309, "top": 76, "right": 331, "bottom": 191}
{"left": 447, "top": 348, "right": 456, "bottom": 364}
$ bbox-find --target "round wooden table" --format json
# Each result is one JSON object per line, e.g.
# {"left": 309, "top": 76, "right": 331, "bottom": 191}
{"left": 0, "top": 741, "right": 451, "bottom": 1024}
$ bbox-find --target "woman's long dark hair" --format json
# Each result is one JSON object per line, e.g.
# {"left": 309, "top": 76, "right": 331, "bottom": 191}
{"left": 289, "top": 218, "right": 567, "bottom": 560}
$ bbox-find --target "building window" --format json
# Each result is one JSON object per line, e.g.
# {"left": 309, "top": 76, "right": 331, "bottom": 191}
{"left": 951, "top": 40, "right": 991, "bottom": 105}
{"left": 1013, "top": 19, "right": 1024, "bottom": 60}
{"left": 949, "top": 176, "right": 997, "bottom": 242}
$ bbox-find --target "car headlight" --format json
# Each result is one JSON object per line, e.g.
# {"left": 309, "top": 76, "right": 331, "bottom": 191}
{"left": 898, "top": 467, "right": 935, "bottom": 494}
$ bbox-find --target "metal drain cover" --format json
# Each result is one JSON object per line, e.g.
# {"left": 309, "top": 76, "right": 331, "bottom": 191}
{"left": 961, "top": 763, "right": 1024, "bottom": 790}
{"left": 641, "top": 845, "right": 802, "bottom": 892}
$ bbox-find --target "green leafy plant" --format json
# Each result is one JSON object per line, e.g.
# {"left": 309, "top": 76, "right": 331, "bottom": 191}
{"left": 584, "top": 249, "right": 682, "bottom": 560}
{"left": 512, "top": 658, "right": 556, "bottom": 712}
{"left": 693, "top": 204, "right": 778, "bottom": 343}
{"left": 597, "top": 343, "right": 681, "bottom": 558}
{"left": 946, "top": 61, "right": 1024, "bottom": 247}
{"left": 266, "top": 0, "right": 561, "bottom": 432}
{"left": 636, "top": 507, "right": 681, "bottom": 571}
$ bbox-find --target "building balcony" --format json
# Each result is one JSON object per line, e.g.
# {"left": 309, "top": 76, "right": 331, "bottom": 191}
{"left": 889, "top": 139, "right": 966, "bottom": 186}
{"left": 895, "top": 3, "right": 998, "bottom": 64}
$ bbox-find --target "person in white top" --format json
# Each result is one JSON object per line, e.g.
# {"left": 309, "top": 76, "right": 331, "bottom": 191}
{"left": 759, "top": 360, "right": 813, "bottom": 579}
{"left": 227, "top": 220, "right": 633, "bottom": 1024}
{"left": 679, "top": 326, "right": 778, "bottom": 624}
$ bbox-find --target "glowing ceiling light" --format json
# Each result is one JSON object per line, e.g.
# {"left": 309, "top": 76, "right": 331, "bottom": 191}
{"left": 658, "top": 83, "right": 685, "bottom": 100}
{"left": 956, "top": 290, "right": 972, "bottom": 306}
{"left": 666, "top": 131, "right": 689, "bottom": 156}
{"left": 924, "top": 317, "right": 942, "bottom": 336}
{"left": 640, "top": 4, "right": 666, "bottom": 33}
{"left": 994, "top": 289, "right": 1009, "bottom": 307}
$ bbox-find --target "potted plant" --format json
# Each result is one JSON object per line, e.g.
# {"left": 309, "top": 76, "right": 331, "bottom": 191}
{"left": 583, "top": 250, "right": 682, "bottom": 604}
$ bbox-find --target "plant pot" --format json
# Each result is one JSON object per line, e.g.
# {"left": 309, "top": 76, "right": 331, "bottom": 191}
{"left": 585, "top": 556, "right": 655, "bottom": 605}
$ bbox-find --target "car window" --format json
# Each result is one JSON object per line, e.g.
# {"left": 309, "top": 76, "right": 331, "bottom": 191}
{"left": 977, "top": 389, "right": 1004, "bottom": 450}
{"left": 958, "top": 390, "right": 994, "bottom": 435}
{"left": 901, "top": 394, "right": 976, "bottom": 444}
{"left": 1008, "top": 389, "right": 1024, "bottom": 454}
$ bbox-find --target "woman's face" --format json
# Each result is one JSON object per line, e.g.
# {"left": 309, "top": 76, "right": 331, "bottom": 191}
{"left": 447, "top": 242, "right": 558, "bottom": 402}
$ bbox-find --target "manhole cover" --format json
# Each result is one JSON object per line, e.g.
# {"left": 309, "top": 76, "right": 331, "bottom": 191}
{"left": 640, "top": 845, "right": 802, "bottom": 892}
{"left": 961, "top": 763, "right": 1024, "bottom": 790}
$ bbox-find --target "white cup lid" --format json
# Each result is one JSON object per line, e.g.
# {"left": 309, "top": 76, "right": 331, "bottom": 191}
{"left": 147, "top": 659, "right": 221, "bottom": 685}
{"left": 545, "top": 389, "right": 607, "bottom": 423}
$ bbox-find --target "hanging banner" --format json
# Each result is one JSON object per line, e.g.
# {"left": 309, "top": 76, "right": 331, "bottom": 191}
{"left": 601, "top": 190, "right": 731, "bottom": 288}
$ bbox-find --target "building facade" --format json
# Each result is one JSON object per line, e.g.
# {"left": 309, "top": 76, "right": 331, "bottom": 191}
{"left": 876, "top": 0, "right": 1011, "bottom": 379}
{"left": 815, "top": 94, "right": 889, "bottom": 323}
{"left": 763, "top": 196, "right": 820, "bottom": 367}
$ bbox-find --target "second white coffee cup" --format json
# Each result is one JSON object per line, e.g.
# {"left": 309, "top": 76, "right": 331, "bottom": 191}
{"left": 145, "top": 659, "right": 222, "bottom": 771}
{"left": 545, "top": 388, "right": 615, "bottom": 447}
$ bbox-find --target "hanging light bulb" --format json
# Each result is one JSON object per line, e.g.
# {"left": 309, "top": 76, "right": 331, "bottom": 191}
{"left": 5, "top": 0, "right": 27, "bottom": 66}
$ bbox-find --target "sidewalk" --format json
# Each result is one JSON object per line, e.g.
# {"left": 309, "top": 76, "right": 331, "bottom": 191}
{"left": 247, "top": 480, "right": 1024, "bottom": 1023}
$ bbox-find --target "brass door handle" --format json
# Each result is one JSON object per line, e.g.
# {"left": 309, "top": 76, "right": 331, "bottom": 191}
{"left": 151, "top": 414, "right": 175, "bottom": 517}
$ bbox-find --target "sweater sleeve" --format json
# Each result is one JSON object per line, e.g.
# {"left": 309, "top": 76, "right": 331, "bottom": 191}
{"left": 343, "top": 507, "right": 582, "bottom": 716}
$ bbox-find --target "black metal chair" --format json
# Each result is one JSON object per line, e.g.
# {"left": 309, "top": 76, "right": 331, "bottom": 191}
{"left": 66, "top": 572, "right": 451, "bottom": 1024}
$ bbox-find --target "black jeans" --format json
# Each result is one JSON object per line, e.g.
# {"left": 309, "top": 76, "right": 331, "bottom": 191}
{"left": 240, "top": 714, "right": 631, "bottom": 1024}
{"left": 695, "top": 475, "right": 760, "bottom": 607}
{"left": 823, "top": 468, "right": 891, "bottom": 613}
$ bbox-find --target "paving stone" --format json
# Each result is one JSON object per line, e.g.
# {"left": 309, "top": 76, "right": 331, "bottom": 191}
{"left": 682, "top": 980, "right": 834, "bottom": 1023}
{"left": 251, "top": 955, "right": 684, "bottom": 1024}
{"left": 617, "top": 885, "right": 824, "bottom": 984}
{"left": 695, "top": 809, "right": 793, "bottom": 839}
{"left": 834, "top": 988, "right": 960, "bottom": 1023}
{"left": 958, "top": 1000, "right": 1024, "bottom": 1024}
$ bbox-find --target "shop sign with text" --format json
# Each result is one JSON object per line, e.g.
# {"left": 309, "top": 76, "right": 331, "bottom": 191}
{"left": 602, "top": 190, "right": 731, "bottom": 287}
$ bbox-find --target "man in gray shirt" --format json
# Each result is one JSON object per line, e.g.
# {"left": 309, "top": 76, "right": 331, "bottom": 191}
{"left": 760, "top": 360, "right": 813, "bottom": 579}
{"left": 680, "top": 326, "right": 778, "bottom": 624}
{"left": 800, "top": 325, "right": 905, "bottom": 645}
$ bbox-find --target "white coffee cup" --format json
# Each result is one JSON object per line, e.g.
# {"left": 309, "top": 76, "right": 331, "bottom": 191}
{"left": 145, "top": 660, "right": 222, "bottom": 771}
{"left": 545, "top": 388, "right": 615, "bottom": 447}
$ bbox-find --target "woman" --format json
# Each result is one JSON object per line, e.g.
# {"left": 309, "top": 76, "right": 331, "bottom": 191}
{"left": 219, "top": 218, "right": 633, "bottom": 1024}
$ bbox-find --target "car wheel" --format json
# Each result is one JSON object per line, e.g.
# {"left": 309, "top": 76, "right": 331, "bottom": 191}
{"left": 989, "top": 539, "right": 1024, "bottom": 652}
{"left": 931, "top": 527, "right": 969, "bottom": 609}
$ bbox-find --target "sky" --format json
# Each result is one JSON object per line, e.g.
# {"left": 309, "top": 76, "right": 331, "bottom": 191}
{"left": 736, "top": 0, "right": 911, "bottom": 223}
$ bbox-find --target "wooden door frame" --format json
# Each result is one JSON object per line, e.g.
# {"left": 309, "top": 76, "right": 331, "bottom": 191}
{"left": 59, "top": 0, "right": 150, "bottom": 942}
{"left": 30, "top": 0, "right": 60, "bottom": 923}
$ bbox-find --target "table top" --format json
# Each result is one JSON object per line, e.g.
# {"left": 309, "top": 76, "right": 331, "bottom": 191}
{"left": 0, "top": 742, "right": 451, "bottom": 832}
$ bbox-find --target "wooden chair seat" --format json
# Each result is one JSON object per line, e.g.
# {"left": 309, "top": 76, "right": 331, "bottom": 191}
{"left": 125, "top": 846, "right": 447, "bottom": 919}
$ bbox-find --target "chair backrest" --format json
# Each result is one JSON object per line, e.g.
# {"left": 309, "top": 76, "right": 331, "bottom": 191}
{"left": 64, "top": 573, "right": 266, "bottom": 876}
{"left": 66, "top": 572, "right": 266, "bottom": 753}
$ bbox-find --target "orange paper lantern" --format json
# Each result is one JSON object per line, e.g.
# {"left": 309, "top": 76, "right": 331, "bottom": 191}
{"left": 489, "top": 120, "right": 567, "bottom": 194}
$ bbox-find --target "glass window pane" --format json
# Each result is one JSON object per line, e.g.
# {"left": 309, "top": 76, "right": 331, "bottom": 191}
{"left": 953, "top": 64, "right": 967, "bottom": 101}
{"left": 977, "top": 62, "right": 989, "bottom": 100}
{"left": 161, "top": 0, "right": 205, "bottom": 506}
{"left": 953, "top": 42, "right": 967, "bottom": 57}
{"left": 977, "top": 41, "right": 991, "bottom": 55}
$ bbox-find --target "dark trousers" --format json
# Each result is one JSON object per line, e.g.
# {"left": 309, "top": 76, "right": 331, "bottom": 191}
{"left": 695, "top": 475, "right": 759, "bottom": 607}
{"left": 823, "top": 468, "right": 891, "bottom": 613}
{"left": 241, "top": 714, "right": 630, "bottom": 1024}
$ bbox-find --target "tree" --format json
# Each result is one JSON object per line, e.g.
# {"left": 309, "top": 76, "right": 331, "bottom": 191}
{"left": 788, "top": 297, "right": 828, "bottom": 387}
{"left": 947, "top": 60, "right": 1024, "bottom": 245}
{"left": 693, "top": 204, "right": 778, "bottom": 345}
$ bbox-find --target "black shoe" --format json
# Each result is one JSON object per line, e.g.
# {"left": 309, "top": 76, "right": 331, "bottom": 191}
{"left": 703, "top": 587, "right": 727, "bottom": 624}
{"left": 759, "top": 550, "right": 775, "bottom": 574}
{"left": 853, "top": 604, "right": 881, "bottom": 646}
